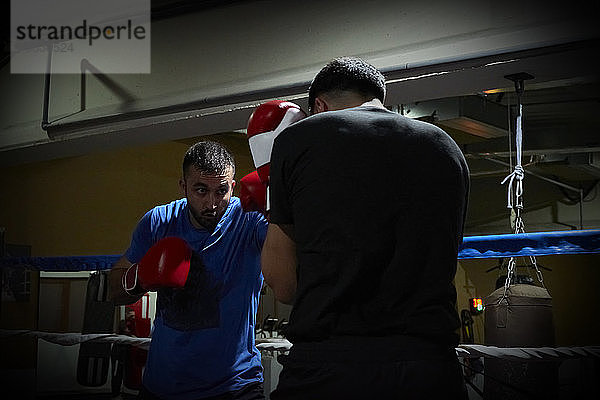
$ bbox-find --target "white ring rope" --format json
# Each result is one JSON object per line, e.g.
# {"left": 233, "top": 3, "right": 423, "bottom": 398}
{"left": 456, "top": 344, "right": 600, "bottom": 360}
{"left": 0, "top": 329, "right": 151, "bottom": 350}
{"left": 3, "top": 330, "right": 598, "bottom": 361}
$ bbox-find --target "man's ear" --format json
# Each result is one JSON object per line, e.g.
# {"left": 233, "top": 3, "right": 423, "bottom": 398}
{"left": 231, "top": 180, "right": 236, "bottom": 191}
{"left": 179, "top": 178, "right": 186, "bottom": 195}
{"left": 313, "top": 96, "right": 329, "bottom": 114}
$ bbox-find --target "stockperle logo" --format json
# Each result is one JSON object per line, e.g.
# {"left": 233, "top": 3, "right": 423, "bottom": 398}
{"left": 11, "top": 0, "right": 150, "bottom": 74}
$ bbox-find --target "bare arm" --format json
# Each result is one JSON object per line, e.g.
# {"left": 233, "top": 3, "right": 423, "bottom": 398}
{"left": 261, "top": 223, "right": 297, "bottom": 304}
{"left": 109, "top": 256, "right": 144, "bottom": 305}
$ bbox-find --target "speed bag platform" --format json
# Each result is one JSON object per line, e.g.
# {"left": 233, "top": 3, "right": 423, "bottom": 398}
{"left": 77, "top": 271, "right": 115, "bottom": 387}
{"left": 484, "top": 284, "right": 558, "bottom": 400}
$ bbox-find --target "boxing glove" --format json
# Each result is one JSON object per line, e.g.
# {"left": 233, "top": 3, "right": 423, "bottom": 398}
{"left": 247, "top": 100, "right": 306, "bottom": 185}
{"left": 122, "top": 237, "right": 192, "bottom": 296}
{"left": 240, "top": 170, "right": 268, "bottom": 214}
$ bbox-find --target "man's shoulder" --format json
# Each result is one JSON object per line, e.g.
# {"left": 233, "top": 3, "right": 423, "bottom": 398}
{"left": 275, "top": 111, "right": 344, "bottom": 146}
{"left": 294, "top": 109, "right": 353, "bottom": 126}
{"left": 223, "top": 197, "right": 266, "bottom": 228}
{"left": 148, "top": 197, "right": 186, "bottom": 212}
{"left": 289, "top": 106, "right": 400, "bottom": 129}
{"left": 231, "top": 197, "right": 267, "bottom": 227}
{"left": 146, "top": 198, "right": 187, "bottom": 223}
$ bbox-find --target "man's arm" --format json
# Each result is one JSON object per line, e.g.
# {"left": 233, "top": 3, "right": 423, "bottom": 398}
{"left": 109, "top": 237, "right": 194, "bottom": 305}
{"left": 109, "top": 256, "right": 143, "bottom": 305}
{"left": 261, "top": 223, "right": 297, "bottom": 305}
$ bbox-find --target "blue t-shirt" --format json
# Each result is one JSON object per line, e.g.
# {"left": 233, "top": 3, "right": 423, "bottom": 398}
{"left": 125, "top": 197, "right": 268, "bottom": 399}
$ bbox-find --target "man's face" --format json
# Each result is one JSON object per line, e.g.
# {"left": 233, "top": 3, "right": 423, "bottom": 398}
{"left": 180, "top": 167, "right": 235, "bottom": 231}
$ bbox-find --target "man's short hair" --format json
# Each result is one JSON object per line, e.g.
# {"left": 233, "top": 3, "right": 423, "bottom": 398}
{"left": 182, "top": 140, "right": 235, "bottom": 178}
{"left": 308, "top": 56, "right": 386, "bottom": 113}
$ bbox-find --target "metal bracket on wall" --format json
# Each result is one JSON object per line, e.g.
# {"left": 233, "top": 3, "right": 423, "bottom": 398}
{"left": 41, "top": 57, "right": 137, "bottom": 138}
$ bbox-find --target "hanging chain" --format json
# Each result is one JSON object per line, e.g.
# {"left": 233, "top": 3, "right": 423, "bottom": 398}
{"left": 501, "top": 256, "right": 517, "bottom": 302}
{"left": 529, "top": 255, "right": 545, "bottom": 288}
{"left": 499, "top": 100, "right": 546, "bottom": 302}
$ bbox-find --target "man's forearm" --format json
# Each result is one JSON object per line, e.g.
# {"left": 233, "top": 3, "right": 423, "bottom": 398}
{"left": 109, "top": 257, "right": 143, "bottom": 305}
{"left": 261, "top": 224, "right": 297, "bottom": 304}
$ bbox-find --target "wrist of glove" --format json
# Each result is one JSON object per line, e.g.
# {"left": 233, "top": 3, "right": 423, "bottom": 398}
{"left": 121, "top": 264, "right": 147, "bottom": 296}
{"left": 246, "top": 100, "right": 307, "bottom": 182}
{"left": 121, "top": 237, "right": 192, "bottom": 296}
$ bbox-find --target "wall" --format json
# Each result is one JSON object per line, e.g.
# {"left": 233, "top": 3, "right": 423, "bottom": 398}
{"left": 0, "top": 132, "right": 254, "bottom": 256}
{"left": 456, "top": 254, "right": 600, "bottom": 346}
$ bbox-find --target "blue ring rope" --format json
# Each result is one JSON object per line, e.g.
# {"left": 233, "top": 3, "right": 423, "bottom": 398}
{"left": 1, "top": 229, "right": 599, "bottom": 271}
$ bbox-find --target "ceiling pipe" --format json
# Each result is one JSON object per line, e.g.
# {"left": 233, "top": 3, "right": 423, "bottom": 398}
{"left": 39, "top": 39, "right": 599, "bottom": 140}
{"left": 481, "top": 156, "right": 584, "bottom": 229}
{"left": 482, "top": 156, "right": 581, "bottom": 193}
{"left": 42, "top": 74, "right": 311, "bottom": 139}
{"left": 465, "top": 147, "right": 600, "bottom": 159}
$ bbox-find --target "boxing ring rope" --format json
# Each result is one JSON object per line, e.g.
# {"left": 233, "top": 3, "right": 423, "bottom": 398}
{"left": 0, "top": 254, "right": 120, "bottom": 271}
{"left": 458, "top": 229, "right": 600, "bottom": 259}
{"left": 2, "top": 329, "right": 599, "bottom": 362}
{"left": 2, "top": 229, "right": 599, "bottom": 271}
{"left": 0, "top": 329, "right": 152, "bottom": 350}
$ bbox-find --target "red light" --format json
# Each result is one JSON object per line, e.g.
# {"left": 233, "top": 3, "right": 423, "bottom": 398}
{"left": 469, "top": 297, "right": 484, "bottom": 314}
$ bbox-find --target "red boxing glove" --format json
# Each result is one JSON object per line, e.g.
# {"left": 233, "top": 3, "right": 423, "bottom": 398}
{"left": 247, "top": 100, "right": 306, "bottom": 185}
{"left": 240, "top": 170, "right": 268, "bottom": 214}
{"left": 122, "top": 237, "right": 192, "bottom": 296}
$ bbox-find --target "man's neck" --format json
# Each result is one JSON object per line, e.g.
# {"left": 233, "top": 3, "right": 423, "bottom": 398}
{"left": 328, "top": 96, "right": 384, "bottom": 111}
{"left": 188, "top": 209, "right": 217, "bottom": 232}
{"left": 360, "top": 98, "right": 385, "bottom": 108}
{"left": 188, "top": 210, "right": 203, "bottom": 229}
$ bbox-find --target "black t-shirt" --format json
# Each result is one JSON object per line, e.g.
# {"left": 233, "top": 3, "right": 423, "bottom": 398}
{"left": 269, "top": 105, "right": 470, "bottom": 346}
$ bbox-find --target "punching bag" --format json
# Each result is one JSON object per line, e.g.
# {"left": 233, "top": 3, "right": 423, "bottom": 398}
{"left": 484, "top": 283, "right": 558, "bottom": 399}
{"left": 77, "top": 271, "right": 114, "bottom": 386}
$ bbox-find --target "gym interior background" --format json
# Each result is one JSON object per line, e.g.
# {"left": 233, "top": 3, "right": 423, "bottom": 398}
{"left": 1, "top": 0, "right": 599, "bottom": 398}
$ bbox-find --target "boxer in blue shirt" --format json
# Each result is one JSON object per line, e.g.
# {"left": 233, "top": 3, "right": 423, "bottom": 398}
{"left": 110, "top": 141, "right": 268, "bottom": 400}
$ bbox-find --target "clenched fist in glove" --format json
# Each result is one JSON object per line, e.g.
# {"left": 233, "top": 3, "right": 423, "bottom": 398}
{"left": 240, "top": 170, "right": 268, "bottom": 214}
{"left": 122, "top": 237, "right": 192, "bottom": 296}
{"left": 246, "top": 100, "right": 307, "bottom": 186}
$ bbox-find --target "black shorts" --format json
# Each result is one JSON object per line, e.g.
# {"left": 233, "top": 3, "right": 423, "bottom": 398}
{"left": 270, "top": 336, "right": 468, "bottom": 400}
